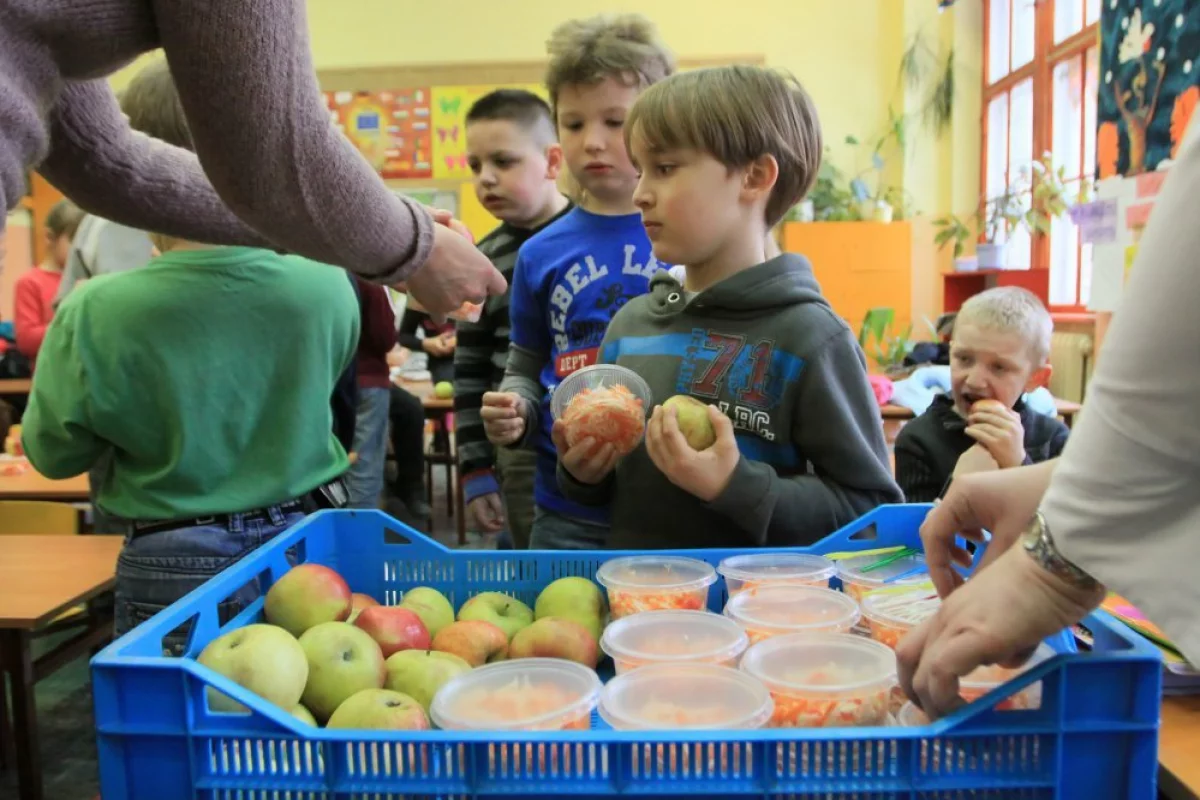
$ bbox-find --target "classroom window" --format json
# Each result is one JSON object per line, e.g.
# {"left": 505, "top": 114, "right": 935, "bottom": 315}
{"left": 983, "top": 0, "right": 1099, "bottom": 310}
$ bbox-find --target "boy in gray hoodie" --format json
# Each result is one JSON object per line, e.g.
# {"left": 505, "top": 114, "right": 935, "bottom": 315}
{"left": 555, "top": 66, "right": 902, "bottom": 549}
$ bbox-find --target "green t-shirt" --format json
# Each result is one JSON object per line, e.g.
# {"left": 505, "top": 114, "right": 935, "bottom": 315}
{"left": 22, "top": 247, "right": 359, "bottom": 520}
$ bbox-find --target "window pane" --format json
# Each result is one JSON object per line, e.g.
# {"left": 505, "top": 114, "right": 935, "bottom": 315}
{"left": 986, "top": 93, "right": 1010, "bottom": 200}
{"left": 1055, "top": 0, "right": 1084, "bottom": 43}
{"left": 1050, "top": 211, "right": 1080, "bottom": 305}
{"left": 1053, "top": 55, "right": 1084, "bottom": 178}
{"left": 1010, "top": 78, "right": 1034, "bottom": 180}
{"left": 989, "top": 0, "right": 1012, "bottom": 83}
{"left": 1086, "top": 0, "right": 1101, "bottom": 25}
{"left": 1007, "top": 225, "right": 1032, "bottom": 269}
{"left": 1084, "top": 47, "right": 1099, "bottom": 181}
{"left": 1012, "top": 0, "right": 1036, "bottom": 69}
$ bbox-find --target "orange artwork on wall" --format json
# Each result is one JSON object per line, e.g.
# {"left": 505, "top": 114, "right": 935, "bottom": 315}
{"left": 1098, "top": 122, "right": 1120, "bottom": 179}
{"left": 1170, "top": 86, "right": 1198, "bottom": 160}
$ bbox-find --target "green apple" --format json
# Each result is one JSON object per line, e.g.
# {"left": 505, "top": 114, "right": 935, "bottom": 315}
{"left": 326, "top": 688, "right": 430, "bottom": 731}
{"left": 384, "top": 649, "right": 472, "bottom": 713}
{"left": 298, "top": 622, "right": 386, "bottom": 723}
{"left": 434, "top": 381, "right": 454, "bottom": 400}
{"left": 662, "top": 395, "right": 716, "bottom": 450}
{"left": 290, "top": 704, "right": 318, "bottom": 726}
{"left": 264, "top": 563, "right": 352, "bottom": 637}
{"left": 457, "top": 592, "right": 533, "bottom": 641}
{"left": 534, "top": 577, "right": 606, "bottom": 642}
{"left": 197, "top": 623, "right": 308, "bottom": 713}
{"left": 398, "top": 587, "right": 455, "bottom": 638}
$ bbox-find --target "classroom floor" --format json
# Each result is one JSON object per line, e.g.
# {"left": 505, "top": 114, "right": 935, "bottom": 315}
{"left": 0, "top": 468, "right": 481, "bottom": 800}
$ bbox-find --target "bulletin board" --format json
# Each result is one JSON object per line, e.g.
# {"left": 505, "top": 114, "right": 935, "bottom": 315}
{"left": 318, "top": 56, "right": 762, "bottom": 241}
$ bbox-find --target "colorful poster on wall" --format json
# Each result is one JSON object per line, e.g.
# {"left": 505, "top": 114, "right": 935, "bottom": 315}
{"left": 1097, "top": 0, "right": 1199, "bottom": 179}
{"left": 431, "top": 84, "right": 548, "bottom": 180}
{"left": 324, "top": 89, "right": 433, "bottom": 179}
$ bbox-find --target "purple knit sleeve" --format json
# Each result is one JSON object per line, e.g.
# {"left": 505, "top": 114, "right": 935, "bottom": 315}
{"left": 39, "top": 0, "right": 436, "bottom": 285}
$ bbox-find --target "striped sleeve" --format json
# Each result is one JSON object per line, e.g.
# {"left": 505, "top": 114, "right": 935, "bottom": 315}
{"left": 455, "top": 227, "right": 522, "bottom": 479}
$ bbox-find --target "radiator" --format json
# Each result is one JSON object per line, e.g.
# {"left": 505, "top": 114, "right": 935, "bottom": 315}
{"left": 1048, "top": 332, "right": 1093, "bottom": 403}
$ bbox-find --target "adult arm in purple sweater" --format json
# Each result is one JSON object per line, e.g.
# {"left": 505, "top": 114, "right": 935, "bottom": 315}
{"left": 35, "top": 1, "right": 434, "bottom": 286}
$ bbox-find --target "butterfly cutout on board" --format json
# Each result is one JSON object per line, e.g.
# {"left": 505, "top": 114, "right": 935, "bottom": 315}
{"left": 444, "top": 154, "right": 469, "bottom": 171}
{"left": 439, "top": 96, "right": 462, "bottom": 114}
{"left": 437, "top": 126, "right": 459, "bottom": 143}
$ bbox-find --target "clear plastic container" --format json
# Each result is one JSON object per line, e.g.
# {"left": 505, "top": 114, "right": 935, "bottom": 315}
{"left": 860, "top": 587, "right": 941, "bottom": 649}
{"left": 550, "top": 364, "right": 653, "bottom": 420}
{"left": 430, "top": 658, "right": 601, "bottom": 732}
{"left": 717, "top": 553, "right": 837, "bottom": 596}
{"left": 897, "top": 701, "right": 930, "bottom": 727}
{"left": 598, "top": 663, "right": 774, "bottom": 730}
{"left": 596, "top": 556, "right": 717, "bottom": 620}
{"left": 834, "top": 552, "right": 929, "bottom": 601}
{"left": 960, "top": 642, "right": 1054, "bottom": 710}
{"left": 740, "top": 633, "right": 897, "bottom": 729}
{"left": 722, "top": 585, "right": 860, "bottom": 644}
{"left": 600, "top": 610, "right": 749, "bottom": 674}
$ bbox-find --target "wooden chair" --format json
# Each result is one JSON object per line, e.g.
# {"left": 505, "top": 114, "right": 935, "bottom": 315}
{"left": 424, "top": 412, "right": 466, "bottom": 546}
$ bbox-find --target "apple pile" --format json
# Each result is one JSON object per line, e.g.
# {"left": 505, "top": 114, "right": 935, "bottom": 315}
{"left": 192, "top": 564, "right": 609, "bottom": 732}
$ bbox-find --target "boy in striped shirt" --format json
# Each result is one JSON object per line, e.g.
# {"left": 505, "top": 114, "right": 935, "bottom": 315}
{"left": 454, "top": 90, "right": 571, "bottom": 548}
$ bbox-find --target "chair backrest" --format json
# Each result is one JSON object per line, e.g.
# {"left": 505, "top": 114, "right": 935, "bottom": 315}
{"left": 0, "top": 500, "right": 80, "bottom": 535}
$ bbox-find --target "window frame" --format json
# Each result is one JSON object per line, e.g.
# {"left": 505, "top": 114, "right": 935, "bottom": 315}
{"left": 982, "top": 0, "right": 1100, "bottom": 313}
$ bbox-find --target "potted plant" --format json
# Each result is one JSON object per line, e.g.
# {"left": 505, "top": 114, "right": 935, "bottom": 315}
{"left": 933, "top": 153, "right": 1087, "bottom": 269}
{"left": 847, "top": 109, "right": 908, "bottom": 223}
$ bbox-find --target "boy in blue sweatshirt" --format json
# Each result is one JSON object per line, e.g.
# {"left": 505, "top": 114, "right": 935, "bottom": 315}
{"left": 556, "top": 65, "right": 902, "bottom": 549}
{"left": 482, "top": 14, "right": 675, "bottom": 549}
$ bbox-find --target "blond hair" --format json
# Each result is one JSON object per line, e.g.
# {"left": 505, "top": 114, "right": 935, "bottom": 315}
{"left": 544, "top": 14, "right": 675, "bottom": 116}
{"left": 44, "top": 199, "right": 84, "bottom": 241}
{"left": 120, "top": 57, "right": 194, "bottom": 151}
{"left": 955, "top": 287, "right": 1053, "bottom": 364}
{"left": 626, "top": 66, "right": 822, "bottom": 226}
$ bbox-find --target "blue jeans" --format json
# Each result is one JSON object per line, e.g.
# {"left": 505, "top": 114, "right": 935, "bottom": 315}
{"left": 529, "top": 507, "right": 608, "bottom": 550}
{"left": 114, "top": 507, "right": 306, "bottom": 656}
{"left": 345, "top": 386, "right": 391, "bottom": 509}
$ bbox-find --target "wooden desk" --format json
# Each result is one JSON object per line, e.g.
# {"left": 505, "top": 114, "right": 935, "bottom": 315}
{"left": 1160, "top": 696, "right": 1200, "bottom": 799}
{"left": 880, "top": 397, "right": 1083, "bottom": 427}
{"left": 0, "top": 535, "right": 122, "bottom": 800}
{"left": 0, "top": 459, "right": 90, "bottom": 502}
{"left": 0, "top": 378, "right": 32, "bottom": 395}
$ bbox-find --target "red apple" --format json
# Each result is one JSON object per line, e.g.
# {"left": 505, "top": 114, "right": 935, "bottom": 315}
{"left": 431, "top": 620, "right": 508, "bottom": 667}
{"left": 264, "top": 564, "right": 352, "bottom": 637}
{"left": 508, "top": 617, "right": 599, "bottom": 667}
{"left": 348, "top": 593, "right": 380, "bottom": 623}
{"left": 354, "top": 605, "right": 431, "bottom": 658}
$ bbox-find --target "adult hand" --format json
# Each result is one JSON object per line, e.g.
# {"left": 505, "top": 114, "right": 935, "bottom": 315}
{"left": 966, "top": 404, "right": 1026, "bottom": 468}
{"left": 467, "top": 493, "right": 506, "bottom": 533}
{"left": 644, "top": 404, "right": 739, "bottom": 502}
{"left": 404, "top": 222, "right": 506, "bottom": 314}
{"left": 920, "top": 460, "right": 1057, "bottom": 598}
{"left": 952, "top": 444, "right": 999, "bottom": 479}
{"left": 552, "top": 420, "right": 618, "bottom": 484}
{"left": 481, "top": 392, "right": 527, "bottom": 446}
{"left": 897, "top": 545, "right": 1104, "bottom": 719}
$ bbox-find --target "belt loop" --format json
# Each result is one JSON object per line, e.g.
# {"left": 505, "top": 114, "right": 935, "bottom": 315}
{"left": 228, "top": 512, "right": 244, "bottom": 534}
{"left": 267, "top": 504, "right": 286, "bottom": 526}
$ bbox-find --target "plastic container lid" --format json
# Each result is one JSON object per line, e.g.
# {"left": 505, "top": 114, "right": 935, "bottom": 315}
{"left": 717, "top": 553, "right": 836, "bottom": 587}
{"left": 723, "top": 585, "right": 860, "bottom": 636}
{"left": 599, "top": 663, "right": 774, "bottom": 730}
{"left": 835, "top": 552, "right": 928, "bottom": 589}
{"left": 961, "top": 642, "right": 1055, "bottom": 693}
{"left": 550, "top": 364, "right": 654, "bottom": 420}
{"left": 740, "top": 633, "right": 897, "bottom": 696}
{"left": 430, "top": 658, "right": 602, "bottom": 731}
{"left": 596, "top": 555, "right": 717, "bottom": 594}
{"left": 861, "top": 587, "right": 941, "bottom": 629}
{"left": 600, "top": 610, "right": 749, "bottom": 669}
{"left": 897, "top": 701, "right": 930, "bottom": 727}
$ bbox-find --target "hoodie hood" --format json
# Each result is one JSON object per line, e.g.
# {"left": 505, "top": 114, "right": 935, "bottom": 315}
{"left": 646, "top": 253, "right": 828, "bottom": 318}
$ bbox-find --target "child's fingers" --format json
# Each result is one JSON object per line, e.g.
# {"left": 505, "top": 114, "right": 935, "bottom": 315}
{"left": 551, "top": 420, "right": 570, "bottom": 452}
{"left": 658, "top": 406, "right": 691, "bottom": 457}
{"left": 481, "top": 404, "right": 518, "bottom": 421}
{"left": 483, "top": 391, "right": 517, "bottom": 408}
{"left": 562, "top": 437, "right": 598, "bottom": 472}
{"left": 583, "top": 443, "right": 617, "bottom": 478}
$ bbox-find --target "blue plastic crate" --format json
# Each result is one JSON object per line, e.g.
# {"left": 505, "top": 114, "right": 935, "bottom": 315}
{"left": 93, "top": 505, "right": 1163, "bottom": 799}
